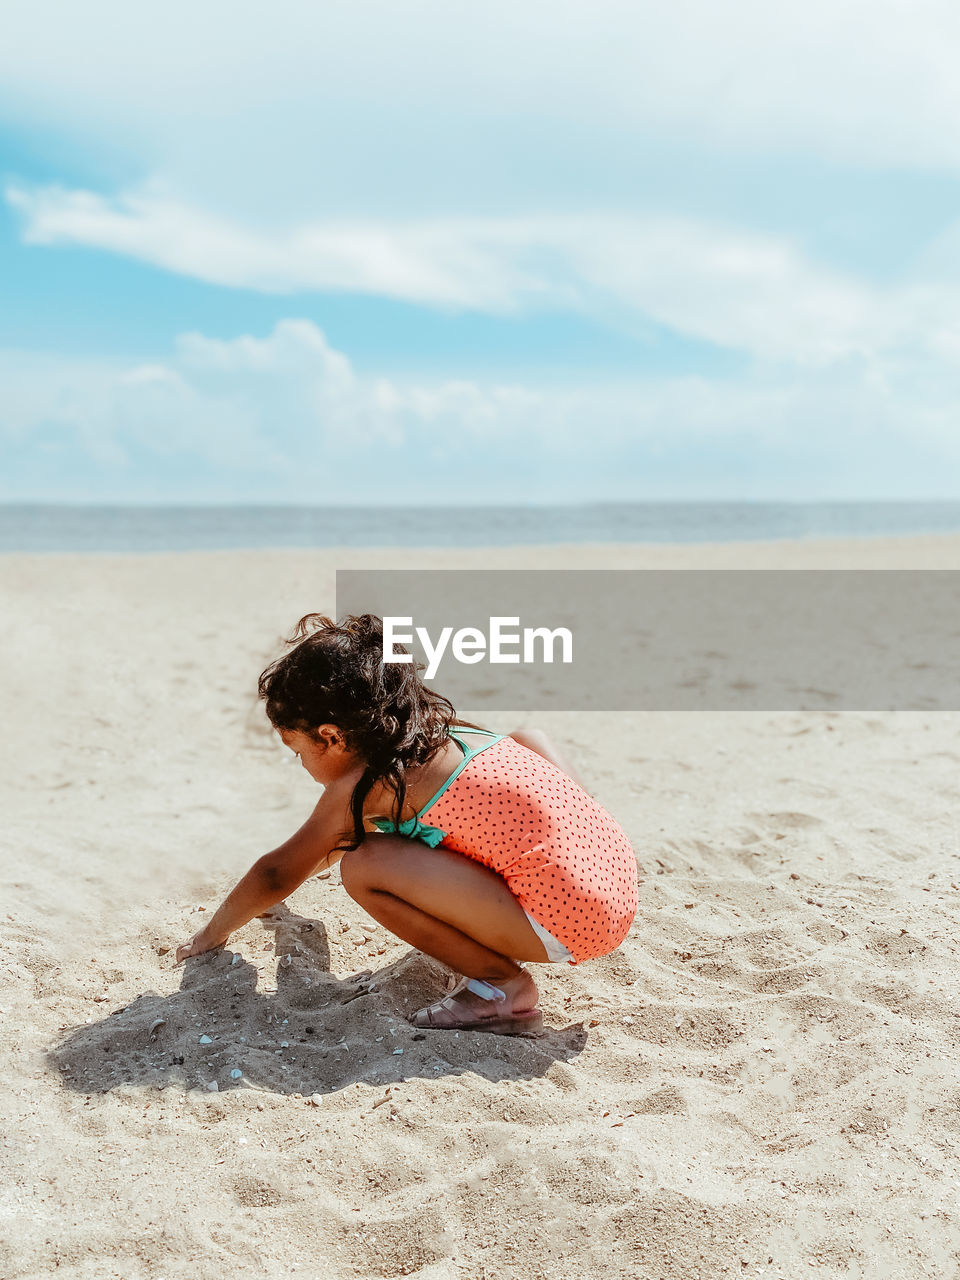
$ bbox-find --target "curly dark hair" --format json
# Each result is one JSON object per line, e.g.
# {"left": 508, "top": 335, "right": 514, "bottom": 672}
{"left": 258, "top": 613, "right": 482, "bottom": 853}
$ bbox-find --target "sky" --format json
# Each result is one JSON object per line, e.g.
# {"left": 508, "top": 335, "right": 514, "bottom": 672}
{"left": 3, "top": 0, "right": 960, "bottom": 503}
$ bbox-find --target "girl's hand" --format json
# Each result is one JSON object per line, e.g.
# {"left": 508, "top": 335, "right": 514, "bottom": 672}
{"left": 175, "top": 927, "right": 227, "bottom": 964}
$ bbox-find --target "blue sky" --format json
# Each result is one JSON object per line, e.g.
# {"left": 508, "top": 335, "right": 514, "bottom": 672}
{"left": 3, "top": 0, "right": 960, "bottom": 502}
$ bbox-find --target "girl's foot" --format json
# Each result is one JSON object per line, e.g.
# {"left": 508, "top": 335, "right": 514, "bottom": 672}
{"left": 411, "top": 967, "right": 543, "bottom": 1035}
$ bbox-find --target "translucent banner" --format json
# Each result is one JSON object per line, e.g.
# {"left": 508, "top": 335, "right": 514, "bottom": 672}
{"left": 335, "top": 569, "right": 960, "bottom": 711}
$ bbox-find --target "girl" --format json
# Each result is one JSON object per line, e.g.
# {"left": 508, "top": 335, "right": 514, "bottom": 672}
{"left": 176, "top": 614, "right": 639, "bottom": 1034}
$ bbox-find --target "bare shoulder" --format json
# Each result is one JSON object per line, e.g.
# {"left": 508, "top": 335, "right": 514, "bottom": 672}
{"left": 364, "top": 738, "right": 463, "bottom": 822}
{"left": 508, "top": 727, "right": 555, "bottom": 754}
{"left": 507, "top": 728, "right": 590, "bottom": 793}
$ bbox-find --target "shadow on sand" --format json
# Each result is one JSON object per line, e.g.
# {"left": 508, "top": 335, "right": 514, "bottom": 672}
{"left": 49, "top": 903, "right": 588, "bottom": 1097}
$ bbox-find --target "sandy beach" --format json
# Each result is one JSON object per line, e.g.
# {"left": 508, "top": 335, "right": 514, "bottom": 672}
{"left": 2, "top": 534, "right": 960, "bottom": 1279}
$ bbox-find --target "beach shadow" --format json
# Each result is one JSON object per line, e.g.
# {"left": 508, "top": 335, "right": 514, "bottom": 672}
{"left": 48, "top": 904, "right": 588, "bottom": 1097}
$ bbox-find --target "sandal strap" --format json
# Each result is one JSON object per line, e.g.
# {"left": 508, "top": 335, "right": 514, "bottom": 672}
{"left": 465, "top": 978, "right": 506, "bottom": 1001}
{"left": 419, "top": 984, "right": 508, "bottom": 1025}
{"left": 416, "top": 971, "right": 531, "bottom": 1026}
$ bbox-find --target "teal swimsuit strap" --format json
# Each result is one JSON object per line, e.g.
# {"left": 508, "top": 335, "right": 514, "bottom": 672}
{"left": 448, "top": 725, "right": 502, "bottom": 760}
{"left": 420, "top": 726, "right": 504, "bottom": 809}
{"left": 369, "top": 725, "right": 505, "bottom": 845}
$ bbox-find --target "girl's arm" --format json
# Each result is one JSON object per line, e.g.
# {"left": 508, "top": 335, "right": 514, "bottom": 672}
{"left": 175, "top": 775, "right": 359, "bottom": 962}
{"left": 508, "top": 728, "right": 591, "bottom": 793}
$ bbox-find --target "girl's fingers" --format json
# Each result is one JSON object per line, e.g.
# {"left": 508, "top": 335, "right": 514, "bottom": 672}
{"left": 174, "top": 931, "right": 226, "bottom": 964}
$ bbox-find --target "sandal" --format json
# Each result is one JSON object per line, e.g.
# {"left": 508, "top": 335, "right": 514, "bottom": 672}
{"left": 410, "top": 976, "right": 544, "bottom": 1036}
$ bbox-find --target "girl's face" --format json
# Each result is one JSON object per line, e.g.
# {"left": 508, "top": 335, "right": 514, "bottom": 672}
{"left": 278, "top": 726, "right": 359, "bottom": 786}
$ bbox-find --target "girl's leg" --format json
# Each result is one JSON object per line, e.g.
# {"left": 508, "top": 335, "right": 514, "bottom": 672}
{"left": 339, "top": 835, "right": 551, "bottom": 1028}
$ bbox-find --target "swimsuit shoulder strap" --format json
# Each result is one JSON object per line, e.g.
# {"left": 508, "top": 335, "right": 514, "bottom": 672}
{"left": 447, "top": 725, "right": 504, "bottom": 760}
{"left": 414, "top": 726, "right": 505, "bottom": 817}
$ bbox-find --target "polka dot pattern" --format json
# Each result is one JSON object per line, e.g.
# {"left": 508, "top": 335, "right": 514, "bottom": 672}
{"left": 424, "top": 735, "right": 639, "bottom": 965}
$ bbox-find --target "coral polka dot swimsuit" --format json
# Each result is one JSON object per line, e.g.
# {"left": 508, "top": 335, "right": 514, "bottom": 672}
{"left": 371, "top": 727, "right": 639, "bottom": 964}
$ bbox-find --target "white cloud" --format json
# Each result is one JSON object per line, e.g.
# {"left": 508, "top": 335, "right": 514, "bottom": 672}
{"left": 9, "top": 184, "right": 918, "bottom": 365}
{"left": 6, "top": 184, "right": 538, "bottom": 310}
{"left": 2, "top": 0, "right": 960, "bottom": 186}
{"left": 19, "top": 182, "right": 960, "bottom": 374}
{"left": 3, "top": 319, "right": 960, "bottom": 502}
{"left": 0, "top": 321, "right": 555, "bottom": 500}
{"left": 4, "top": 5, "right": 959, "bottom": 503}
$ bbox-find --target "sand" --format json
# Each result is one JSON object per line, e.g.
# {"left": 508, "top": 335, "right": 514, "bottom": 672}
{"left": 2, "top": 534, "right": 960, "bottom": 1279}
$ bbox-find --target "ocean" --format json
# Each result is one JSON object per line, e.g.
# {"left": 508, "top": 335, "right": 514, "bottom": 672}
{"left": 2, "top": 501, "right": 960, "bottom": 553}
